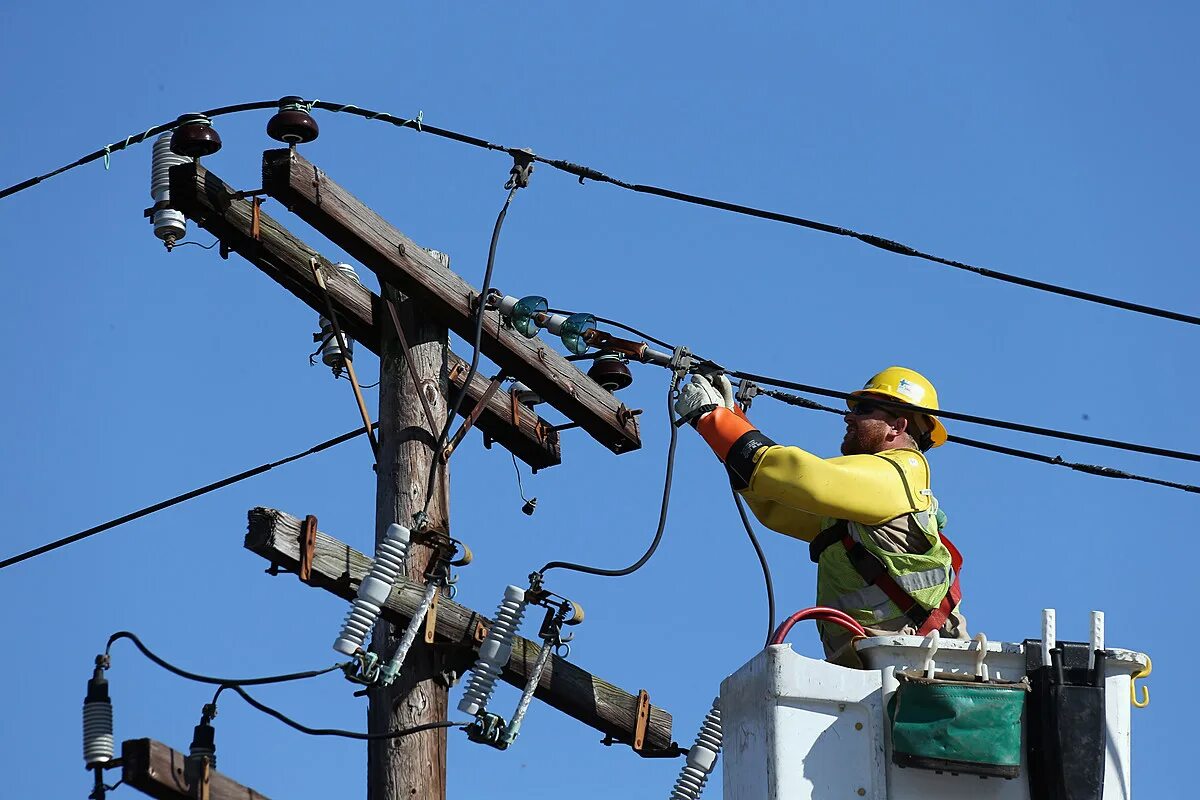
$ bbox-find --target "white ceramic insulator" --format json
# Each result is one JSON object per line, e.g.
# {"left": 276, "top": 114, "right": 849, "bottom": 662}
{"left": 83, "top": 700, "right": 114, "bottom": 766}
{"left": 333, "top": 524, "right": 411, "bottom": 656}
{"left": 150, "top": 134, "right": 188, "bottom": 243}
{"left": 542, "top": 313, "right": 568, "bottom": 335}
{"left": 670, "top": 698, "right": 722, "bottom": 800}
{"left": 497, "top": 295, "right": 519, "bottom": 317}
{"left": 458, "top": 585, "right": 528, "bottom": 716}
{"left": 318, "top": 316, "right": 353, "bottom": 369}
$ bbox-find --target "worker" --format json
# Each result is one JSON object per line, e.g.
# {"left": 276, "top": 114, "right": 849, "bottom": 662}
{"left": 675, "top": 366, "right": 967, "bottom": 665}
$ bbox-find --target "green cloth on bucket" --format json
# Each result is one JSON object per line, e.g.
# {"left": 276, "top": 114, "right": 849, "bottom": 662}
{"left": 889, "top": 671, "right": 1028, "bottom": 776}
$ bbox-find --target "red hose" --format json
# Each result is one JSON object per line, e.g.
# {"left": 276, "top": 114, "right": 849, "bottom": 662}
{"left": 770, "top": 606, "right": 867, "bottom": 645}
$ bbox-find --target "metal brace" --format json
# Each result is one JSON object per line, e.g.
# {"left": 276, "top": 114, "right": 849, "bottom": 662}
{"left": 299, "top": 514, "right": 317, "bottom": 583}
{"left": 632, "top": 689, "right": 651, "bottom": 752}
{"left": 423, "top": 586, "right": 441, "bottom": 644}
{"left": 443, "top": 374, "right": 506, "bottom": 461}
{"left": 250, "top": 197, "right": 263, "bottom": 241}
{"left": 385, "top": 294, "right": 440, "bottom": 437}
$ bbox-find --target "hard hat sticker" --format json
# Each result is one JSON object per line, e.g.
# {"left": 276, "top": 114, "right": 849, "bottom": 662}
{"left": 896, "top": 378, "right": 924, "bottom": 402}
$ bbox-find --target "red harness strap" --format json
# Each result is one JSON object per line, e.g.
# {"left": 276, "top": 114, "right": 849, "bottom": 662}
{"left": 840, "top": 530, "right": 964, "bottom": 636}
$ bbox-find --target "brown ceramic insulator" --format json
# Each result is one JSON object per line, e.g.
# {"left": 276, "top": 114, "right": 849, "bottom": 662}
{"left": 170, "top": 114, "right": 222, "bottom": 158}
{"left": 588, "top": 355, "right": 633, "bottom": 391}
{"left": 267, "top": 99, "right": 319, "bottom": 144}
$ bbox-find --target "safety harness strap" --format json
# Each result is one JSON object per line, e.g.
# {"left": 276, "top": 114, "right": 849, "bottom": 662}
{"left": 811, "top": 520, "right": 963, "bottom": 636}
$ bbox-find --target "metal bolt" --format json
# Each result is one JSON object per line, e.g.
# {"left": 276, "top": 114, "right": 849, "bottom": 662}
{"left": 855, "top": 722, "right": 863, "bottom": 731}
{"left": 857, "top": 789, "right": 866, "bottom": 797}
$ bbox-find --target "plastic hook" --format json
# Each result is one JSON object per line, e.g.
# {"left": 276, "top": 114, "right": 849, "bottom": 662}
{"left": 1131, "top": 655, "right": 1152, "bottom": 708}
{"left": 972, "top": 632, "right": 990, "bottom": 682}
{"left": 922, "top": 630, "right": 940, "bottom": 679}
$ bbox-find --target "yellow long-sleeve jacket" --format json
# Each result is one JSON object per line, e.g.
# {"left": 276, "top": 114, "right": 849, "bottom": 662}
{"left": 696, "top": 407, "right": 964, "bottom": 662}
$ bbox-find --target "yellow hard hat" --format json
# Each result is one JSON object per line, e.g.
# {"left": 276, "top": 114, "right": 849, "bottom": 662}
{"left": 849, "top": 366, "right": 948, "bottom": 449}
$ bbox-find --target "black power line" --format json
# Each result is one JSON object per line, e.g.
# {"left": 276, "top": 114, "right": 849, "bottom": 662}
{"left": 217, "top": 684, "right": 466, "bottom": 741}
{"left": 753, "top": 385, "right": 1200, "bottom": 494}
{"left": 0, "top": 423, "right": 375, "bottom": 572}
{"left": 731, "top": 368, "right": 1200, "bottom": 464}
{"left": 106, "top": 631, "right": 346, "bottom": 686}
{"left": 2, "top": 98, "right": 1195, "bottom": 326}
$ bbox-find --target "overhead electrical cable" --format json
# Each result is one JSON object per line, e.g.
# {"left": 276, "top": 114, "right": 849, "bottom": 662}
{"left": 105, "top": 631, "right": 347, "bottom": 686}
{"left": 732, "top": 489, "right": 777, "bottom": 647}
{"left": 423, "top": 183, "right": 522, "bottom": 514}
{"left": 754, "top": 385, "right": 1200, "bottom": 494}
{"left": 730, "top": 368, "right": 1200, "bottom": 464}
{"left": 0, "top": 423, "right": 375, "bottom": 572}
{"left": 537, "top": 375, "right": 681, "bottom": 578}
{"left": 216, "top": 684, "right": 465, "bottom": 741}
{"left": 2, "top": 98, "right": 1195, "bottom": 326}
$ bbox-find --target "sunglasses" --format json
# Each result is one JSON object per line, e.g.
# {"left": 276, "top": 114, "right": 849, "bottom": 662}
{"left": 848, "top": 400, "right": 896, "bottom": 417}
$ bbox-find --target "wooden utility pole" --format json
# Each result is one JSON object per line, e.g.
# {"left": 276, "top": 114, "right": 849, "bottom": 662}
{"left": 166, "top": 151, "right": 659, "bottom": 800}
{"left": 370, "top": 276, "right": 450, "bottom": 800}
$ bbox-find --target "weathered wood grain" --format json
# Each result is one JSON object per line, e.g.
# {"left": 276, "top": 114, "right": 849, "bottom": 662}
{"left": 245, "top": 507, "right": 676, "bottom": 755}
{"left": 121, "top": 738, "right": 270, "bottom": 800}
{"left": 168, "top": 161, "right": 560, "bottom": 471}
{"left": 261, "top": 149, "right": 641, "bottom": 456}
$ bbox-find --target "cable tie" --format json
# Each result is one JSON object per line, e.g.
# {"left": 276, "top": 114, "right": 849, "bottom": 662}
{"left": 102, "top": 147, "right": 111, "bottom": 170}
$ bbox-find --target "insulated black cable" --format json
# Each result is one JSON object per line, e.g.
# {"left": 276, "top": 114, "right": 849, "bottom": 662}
{"left": 5, "top": 98, "right": 1195, "bottom": 326}
{"left": 731, "top": 489, "right": 776, "bottom": 647}
{"left": 422, "top": 186, "right": 519, "bottom": 515}
{"left": 754, "top": 386, "right": 1200, "bottom": 494}
{"left": 105, "top": 631, "right": 347, "bottom": 686}
{"left": 537, "top": 375, "right": 681, "bottom": 577}
{"left": 732, "top": 369, "right": 1200, "bottom": 464}
{"left": 216, "top": 683, "right": 465, "bottom": 740}
{"left": 0, "top": 423, "right": 376, "bottom": 572}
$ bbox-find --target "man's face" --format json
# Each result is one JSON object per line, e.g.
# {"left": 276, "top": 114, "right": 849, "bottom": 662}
{"left": 840, "top": 396, "right": 904, "bottom": 456}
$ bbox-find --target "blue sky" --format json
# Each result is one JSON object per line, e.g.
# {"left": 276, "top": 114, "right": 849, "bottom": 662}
{"left": 2, "top": 2, "right": 1195, "bottom": 797}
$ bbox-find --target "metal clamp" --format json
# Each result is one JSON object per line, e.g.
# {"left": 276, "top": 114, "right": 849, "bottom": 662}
{"left": 505, "top": 148, "right": 536, "bottom": 190}
{"left": 735, "top": 379, "right": 759, "bottom": 411}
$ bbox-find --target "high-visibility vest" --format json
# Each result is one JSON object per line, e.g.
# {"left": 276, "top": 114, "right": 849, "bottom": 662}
{"left": 809, "top": 488, "right": 962, "bottom": 636}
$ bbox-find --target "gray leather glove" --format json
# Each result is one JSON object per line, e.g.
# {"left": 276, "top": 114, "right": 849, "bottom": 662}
{"left": 674, "top": 374, "right": 729, "bottom": 424}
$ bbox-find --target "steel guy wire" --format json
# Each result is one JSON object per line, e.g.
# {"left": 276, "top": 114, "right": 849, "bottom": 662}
{"left": 2, "top": 97, "right": 1196, "bottom": 326}
{"left": 0, "top": 423, "right": 376, "bottom": 572}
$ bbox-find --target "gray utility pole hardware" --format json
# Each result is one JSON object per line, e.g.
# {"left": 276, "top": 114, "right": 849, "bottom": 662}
{"left": 247, "top": 507, "right": 677, "bottom": 754}
{"left": 168, "top": 162, "right": 560, "bottom": 470}
{"left": 121, "top": 738, "right": 270, "bottom": 800}
{"left": 260, "top": 149, "right": 642, "bottom": 455}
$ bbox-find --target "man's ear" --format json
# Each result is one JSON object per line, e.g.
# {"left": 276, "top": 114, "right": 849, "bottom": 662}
{"left": 890, "top": 415, "right": 910, "bottom": 438}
